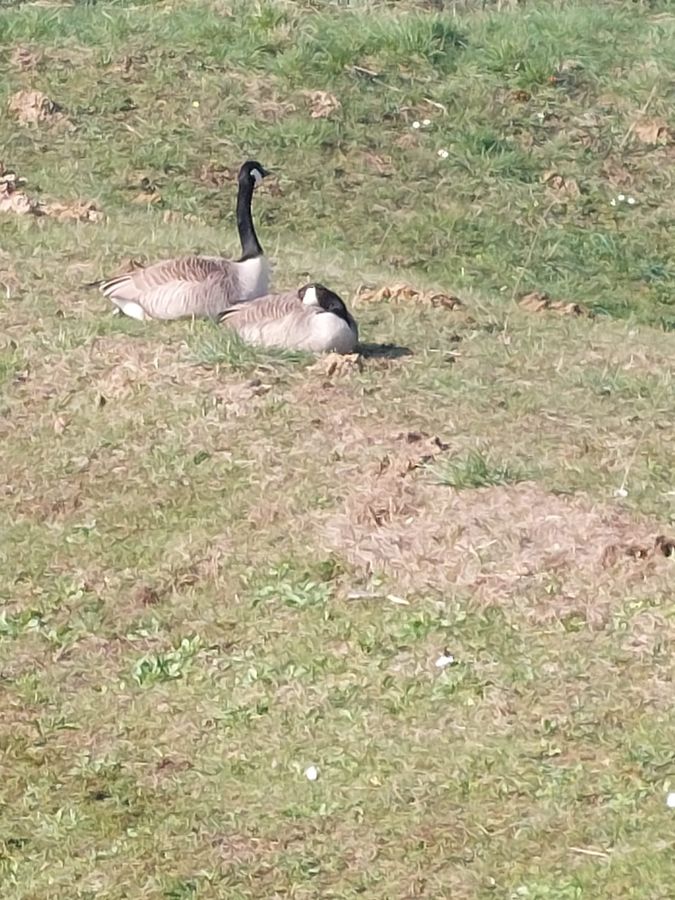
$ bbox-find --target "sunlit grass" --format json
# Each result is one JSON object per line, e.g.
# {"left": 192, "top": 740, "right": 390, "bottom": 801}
{"left": 1, "top": 1, "right": 675, "bottom": 898}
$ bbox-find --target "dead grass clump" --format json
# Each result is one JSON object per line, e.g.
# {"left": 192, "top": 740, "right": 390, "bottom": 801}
{"left": 228, "top": 71, "right": 296, "bottom": 124}
{"left": 198, "top": 162, "right": 236, "bottom": 188}
{"left": 105, "top": 256, "right": 147, "bottom": 278}
{"left": 256, "top": 98, "right": 297, "bottom": 124}
{"left": 10, "top": 46, "right": 43, "bottom": 70}
{"left": 322, "top": 482, "right": 672, "bottom": 624}
{"left": 541, "top": 169, "right": 581, "bottom": 199}
{"left": 0, "top": 165, "right": 38, "bottom": 215}
{"left": 82, "top": 336, "right": 184, "bottom": 398}
{"left": 602, "top": 533, "right": 675, "bottom": 567}
{"left": 356, "top": 282, "right": 463, "bottom": 310}
{"left": 346, "top": 476, "right": 419, "bottom": 529}
{"left": 303, "top": 90, "right": 341, "bottom": 119}
{"left": 0, "top": 178, "right": 38, "bottom": 215}
{"left": 0, "top": 164, "right": 102, "bottom": 221}
{"left": 632, "top": 118, "right": 673, "bottom": 146}
{"left": 518, "top": 291, "right": 592, "bottom": 318}
{"left": 600, "top": 158, "right": 634, "bottom": 187}
{"left": 377, "top": 431, "right": 450, "bottom": 478}
{"left": 198, "top": 161, "right": 283, "bottom": 196}
{"left": 309, "top": 353, "right": 363, "bottom": 378}
{"left": 361, "top": 151, "right": 396, "bottom": 177}
{"left": 109, "top": 52, "right": 149, "bottom": 77}
{"left": 8, "top": 89, "right": 64, "bottom": 126}
{"left": 42, "top": 199, "right": 103, "bottom": 222}
{"left": 212, "top": 378, "right": 274, "bottom": 417}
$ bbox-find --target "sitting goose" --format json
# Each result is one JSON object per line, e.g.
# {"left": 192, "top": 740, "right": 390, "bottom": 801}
{"left": 219, "top": 283, "right": 358, "bottom": 354}
{"left": 94, "top": 160, "right": 270, "bottom": 320}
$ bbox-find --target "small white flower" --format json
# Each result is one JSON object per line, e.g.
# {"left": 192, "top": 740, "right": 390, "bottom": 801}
{"left": 304, "top": 765, "right": 319, "bottom": 782}
{"left": 435, "top": 653, "right": 455, "bottom": 669}
{"left": 536, "top": 111, "right": 545, "bottom": 121}
{"left": 412, "top": 120, "right": 421, "bottom": 129}
{"left": 437, "top": 148, "right": 449, "bottom": 159}
{"left": 666, "top": 792, "right": 675, "bottom": 808}
{"left": 192, "top": 101, "right": 200, "bottom": 108}
{"left": 422, "top": 118, "right": 431, "bottom": 126}
{"left": 614, "top": 487, "right": 628, "bottom": 498}
{"left": 617, "top": 193, "right": 626, "bottom": 202}
{"left": 627, "top": 196, "right": 636, "bottom": 205}
{"left": 610, "top": 199, "right": 617, "bottom": 207}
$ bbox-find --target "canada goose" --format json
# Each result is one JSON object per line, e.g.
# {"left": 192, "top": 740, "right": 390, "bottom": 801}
{"left": 93, "top": 160, "right": 270, "bottom": 320}
{"left": 218, "top": 283, "right": 359, "bottom": 354}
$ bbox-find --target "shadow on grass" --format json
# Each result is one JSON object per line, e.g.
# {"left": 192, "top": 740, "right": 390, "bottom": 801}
{"left": 358, "top": 342, "right": 412, "bottom": 359}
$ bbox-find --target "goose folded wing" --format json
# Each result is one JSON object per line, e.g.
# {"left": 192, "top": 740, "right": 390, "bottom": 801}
{"left": 101, "top": 256, "right": 238, "bottom": 319}
{"left": 218, "top": 292, "right": 307, "bottom": 344}
{"left": 218, "top": 292, "right": 300, "bottom": 324}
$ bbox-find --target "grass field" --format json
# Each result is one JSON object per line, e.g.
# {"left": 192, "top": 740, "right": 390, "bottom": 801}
{"left": 2, "top": 1, "right": 675, "bottom": 897}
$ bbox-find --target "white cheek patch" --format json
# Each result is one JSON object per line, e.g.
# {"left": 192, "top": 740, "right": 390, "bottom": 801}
{"left": 251, "top": 168, "right": 263, "bottom": 186}
{"left": 302, "top": 285, "right": 318, "bottom": 306}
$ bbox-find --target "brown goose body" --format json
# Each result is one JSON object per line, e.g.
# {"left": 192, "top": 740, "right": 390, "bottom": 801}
{"left": 96, "top": 161, "right": 270, "bottom": 320}
{"left": 100, "top": 254, "right": 270, "bottom": 321}
{"left": 219, "top": 284, "right": 358, "bottom": 354}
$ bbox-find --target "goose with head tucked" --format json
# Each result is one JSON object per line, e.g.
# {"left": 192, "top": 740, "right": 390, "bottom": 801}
{"left": 94, "top": 160, "right": 271, "bottom": 320}
{"left": 218, "top": 283, "right": 358, "bottom": 354}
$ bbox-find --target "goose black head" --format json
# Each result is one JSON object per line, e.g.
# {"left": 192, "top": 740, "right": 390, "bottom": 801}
{"left": 299, "top": 283, "right": 351, "bottom": 321}
{"left": 238, "top": 160, "right": 270, "bottom": 189}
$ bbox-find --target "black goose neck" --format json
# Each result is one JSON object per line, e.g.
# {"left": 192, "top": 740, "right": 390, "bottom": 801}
{"left": 236, "top": 176, "right": 262, "bottom": 261}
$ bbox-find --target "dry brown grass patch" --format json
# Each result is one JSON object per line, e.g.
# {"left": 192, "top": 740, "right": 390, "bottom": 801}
{"left": 76, "top": 336, "right": 187, "bottom": 399}
{"left": 322, "top": 481, "right": 673, "bottom": 624}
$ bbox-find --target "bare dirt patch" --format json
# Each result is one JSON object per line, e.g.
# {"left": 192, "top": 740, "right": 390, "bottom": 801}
{"left": 322, "top": 481, "right": 673, "bottom": 625}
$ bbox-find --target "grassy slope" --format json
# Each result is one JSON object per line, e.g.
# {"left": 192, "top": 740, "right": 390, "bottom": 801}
{"left": 1, "top": 1, "right": 675, "bottom": 898}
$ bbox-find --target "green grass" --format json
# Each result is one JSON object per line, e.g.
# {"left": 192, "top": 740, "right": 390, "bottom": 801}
{"left": 434, "top": 449, "right": 529, "bottom": 489}
{"left": 189, "top": 323, "right": 311, "bottom": 370}
{"left": 2, "top": 1, "right": 675, "bottom": 898}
